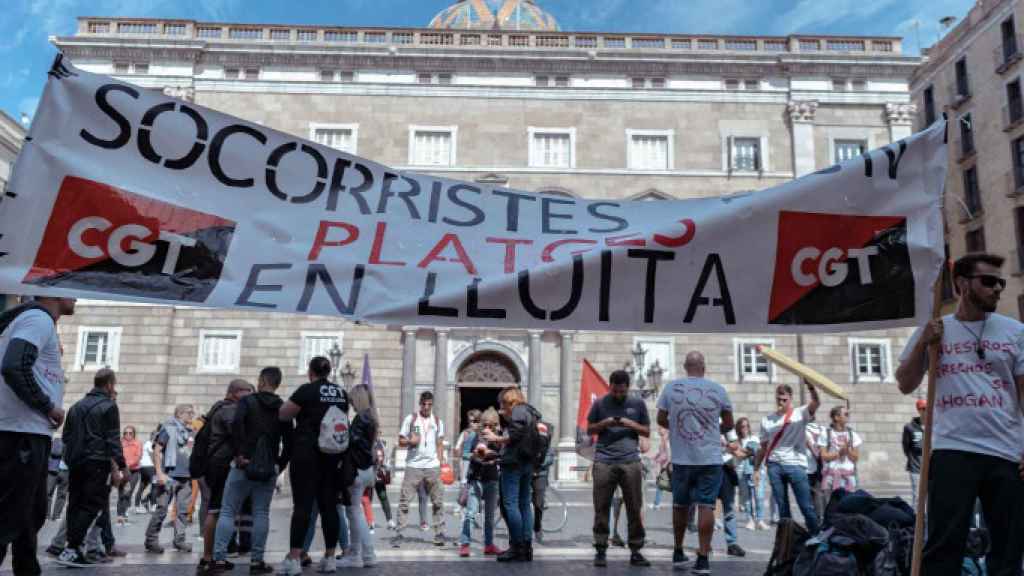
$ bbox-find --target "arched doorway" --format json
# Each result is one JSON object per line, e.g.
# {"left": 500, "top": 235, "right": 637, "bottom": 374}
{"left": 455, "top": 351, "right": 521, "bottom": 433}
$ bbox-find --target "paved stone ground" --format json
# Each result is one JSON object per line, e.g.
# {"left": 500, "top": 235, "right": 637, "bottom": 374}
{"left": 3, "top": 483, "right": 912, "bottom": 576}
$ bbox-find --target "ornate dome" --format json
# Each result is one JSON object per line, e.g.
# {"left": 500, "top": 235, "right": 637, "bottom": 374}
{"left": 429, "top": 0, "right": 560, "bottom": 31}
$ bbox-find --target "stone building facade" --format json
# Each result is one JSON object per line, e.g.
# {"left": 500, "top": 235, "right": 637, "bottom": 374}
{"left": 911, "top": 0, "right": 1024, "bottom": 320}
{"left": 0, "top": 110, "right": 25, "bottom": 310}
{"left": 48, "top": 2, "right": 926, "bottom": 482}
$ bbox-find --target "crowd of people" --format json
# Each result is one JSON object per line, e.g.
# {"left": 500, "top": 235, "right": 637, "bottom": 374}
{"left": 0, "top": 252, "right": 1021, "bottom": 576}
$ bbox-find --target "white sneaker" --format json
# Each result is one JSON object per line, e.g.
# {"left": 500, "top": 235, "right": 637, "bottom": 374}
{"left": 135, "top": 506, "right": 148, "bottom": 514}
{"left": 277, "top": 556, "right": 302, "bottom": 576}
{"left": 757, "top": 521, "right": 771, "bottom": 531}
{"left": 387, "top": 520, "right": 396, "bottom": 530}
{"left": 317, "top": 556, "right": 337, "bottom": 573}
{"left": 337, "top": 556, "right": 363, "bottom": 569}
{"left": 744, "top": 520, "right": 756, "bottom": 531}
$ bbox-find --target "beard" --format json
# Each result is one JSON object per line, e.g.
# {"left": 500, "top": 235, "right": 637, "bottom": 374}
{"left": 969, "top": 288, "right": 998, "bottom": 313}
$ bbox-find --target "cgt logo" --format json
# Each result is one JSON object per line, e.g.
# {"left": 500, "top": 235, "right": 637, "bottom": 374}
{"left": 768, "top": 211, "right": 915, "bottom": 325}
{"left": 25, "top": 176, "right": 235, "bottom": 303}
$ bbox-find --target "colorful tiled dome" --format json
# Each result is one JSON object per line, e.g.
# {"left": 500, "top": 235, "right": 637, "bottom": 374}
{"left": 429, "top": 0, "right": 560, "bottom": 31}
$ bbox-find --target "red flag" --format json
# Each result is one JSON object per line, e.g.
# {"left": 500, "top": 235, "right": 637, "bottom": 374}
{"left": 575, "top": 359, "right": 610, "bottom": 461}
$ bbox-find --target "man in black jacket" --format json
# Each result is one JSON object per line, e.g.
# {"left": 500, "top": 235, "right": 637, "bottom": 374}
{"left": 211, "top": 367, "right": 287, "bottom": 574}
{"left": 902, "top": 399, "right": 926, "bottom": 511}
{"left": 56, "top": 368, "right": 125, "bottom": 568}
{"left": 198, "top": 379, "right": 253, "bottom": 574}
{"left": 0, "top": 297, "right": 75, "bottom": 576}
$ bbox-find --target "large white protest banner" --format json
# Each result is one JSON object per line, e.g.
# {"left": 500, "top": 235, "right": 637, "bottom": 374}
{"left": 0, "top": 59, "right": 947, "bottom": 333}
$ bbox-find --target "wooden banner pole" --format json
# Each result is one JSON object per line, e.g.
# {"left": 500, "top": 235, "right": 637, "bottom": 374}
{"left": 910, "top": 275, "right": 946, "bottom": 576}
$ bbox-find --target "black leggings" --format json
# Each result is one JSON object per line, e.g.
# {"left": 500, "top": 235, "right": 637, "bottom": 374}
{"left": 373, "top": 481, "right": 392, "bottom": 522}
{"left": 288, "top": 451, "right": 341, "bottom": 550}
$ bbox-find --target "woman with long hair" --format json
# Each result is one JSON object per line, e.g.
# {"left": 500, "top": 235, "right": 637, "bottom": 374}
{"left": 481, "top": 387, "right": 538, "bottom": 562}
{"left": 339, "top": 384, "right": 379, "bottom": 568}
{"left": 735, "top": 417, "right": 769, "bottom": 531}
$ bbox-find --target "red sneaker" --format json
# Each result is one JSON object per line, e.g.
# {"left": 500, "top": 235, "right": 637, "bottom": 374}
{"left": 483, "top": 545, "right": 501, "bottom": 556}
{"left": 459, "top": 545, "right": 470, "bottom": 558}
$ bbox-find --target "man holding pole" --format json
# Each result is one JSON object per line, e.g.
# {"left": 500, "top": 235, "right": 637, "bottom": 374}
{"left": 896, "top": 253, "right": 1024, "bottom": 576}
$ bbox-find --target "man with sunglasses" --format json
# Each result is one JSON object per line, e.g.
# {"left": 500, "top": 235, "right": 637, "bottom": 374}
{"left": 896, "top": 252, "right": 1024, "bottom": 576}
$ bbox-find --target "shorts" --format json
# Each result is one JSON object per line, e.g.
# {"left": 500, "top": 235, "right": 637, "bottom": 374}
{"left": 671, "top": 464, "right": 722, "bottom": 509}
{"left": 205, "top": 464, "right": 231, "bottom": 514}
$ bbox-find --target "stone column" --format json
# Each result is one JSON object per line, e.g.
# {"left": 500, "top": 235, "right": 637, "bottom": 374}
{"left": 433, "top": 328, "right": 449, "bottom": 441}
{"left": 787, "top": 100, "right": 818, "bottom": 177}
{"left": 557, "top": 331, "right": 578, "bottom": 481}
{"left": 886, "top": 103, "right": 917, "bottom": 142}
{"left": 527, "top": 330, "right": 543, "bottom": 407}
{"left": 400, "top": 327, "right": 418, "bottom": 422}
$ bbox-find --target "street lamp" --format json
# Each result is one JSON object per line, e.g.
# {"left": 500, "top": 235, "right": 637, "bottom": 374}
{"left": 328, "top": 342, "right": 343, "bottom": 382}
{"left": 646, "top": 360, "right": 664, "bottom": 398}
{"left": 340, "top": 361, "right": 357, "bottom": 389}
{"left": 627, "top": 342, "right": 659, "bottom": 399}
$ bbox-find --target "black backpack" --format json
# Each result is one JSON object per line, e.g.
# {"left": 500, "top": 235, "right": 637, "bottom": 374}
{"left": 519, "top": 404, "right": 551, "bottom": 468}
{"left": 189, "top": 402, "right": 227, "bottom": 479}
{"left": 246, "top": 435, "right": 276, "bottom": 481}
{"left": 764, "top": 519, "right": 811, "bottom": 576}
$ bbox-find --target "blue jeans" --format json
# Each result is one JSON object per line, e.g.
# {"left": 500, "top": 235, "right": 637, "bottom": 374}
{"left": 302, "top": 501, "right": 350, "bottom": 553}
{"left": 460, "top": 479, "right": 498, "bottom": 546}
{"left": 213, "top": 467, "right": 275, "bottom": 562}
{"left": 739, "top": 470, "right": 766, "bottom": 522}
{"left": 767, "top": 462, "right": 819, "bottom": 534}
{"left": 500, "top": 464, "right": 534, "bottom": 546}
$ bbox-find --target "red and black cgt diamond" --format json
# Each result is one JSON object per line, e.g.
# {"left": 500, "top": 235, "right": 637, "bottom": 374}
{"left": 768, "top": 211, "right": 914, "bottom": 325}
{"left": 25, "top": 176, "right": 235, "bottom": 303}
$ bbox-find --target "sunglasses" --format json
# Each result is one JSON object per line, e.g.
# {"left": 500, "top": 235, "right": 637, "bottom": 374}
{"left": 967, "top": 274, "right": 1006, "bottom": 289}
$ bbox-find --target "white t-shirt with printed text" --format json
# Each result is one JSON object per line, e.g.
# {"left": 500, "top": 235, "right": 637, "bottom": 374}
{"left": 900, "top": 314, "right": 1024, "bottom": 463}
{"left": 400, "top": 412, "right": 445, "bottom": 469}
{"left": 818, "top": 428, "right": 863, "bottom": 477}
{"left": 0, "top": 309, "right": 64, "bottom": 437}
{"left": 759, "top": 405, "right": 814, "bottom": 468}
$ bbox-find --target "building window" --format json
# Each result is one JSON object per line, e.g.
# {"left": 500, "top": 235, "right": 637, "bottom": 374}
{"left": 410, "top": 126, "right": 456, "bottom": 166}
{"left": 955, "top": 57, "right": 970, "bottom": 98}
{"left": 534, "top": 75, "right": 549, "bottom": 87}
{"left": 165, "top": 23, "right": 186, "bottom": 36}
{"left": 1016, "top": 208, "right": 1024, "bottom": 272}
{"left": 299, "top": 332, "right": 343, "bottom": 374}
{"left": 394, "top": 32, "right": 415, "bottom": 44}
{"left": 418, "top": 73, "right": 432, "bottom": 85}
{"left": 529, "top": 128, "right": 574, "bottom": 168}
{"left": 325, "top": 30, "right": 358, "bottom": 43}
{"left": 554, "top": 76, "right": 569, "bottom": 87}
{"left": 851, "top": 79, "right": 867, "bottom": 91}
{"left": 849, "top": 338, "right": 891, "bottom": 382}
{"left": 87, "top": 22, "right": 110, "bottom": 34}
{"left": 799, "top": 39, "right": 820, "bottom": 51}
{"left": 731, "top": 137, "right": 762, "bottom": 172}
{"left": 633, "top": 37, "right": 665, "bottom": 49}
{"left": 437, "top": 73, "right": 452, "bottom": 85}
{"left": 671, "top": 38, "right": 691, "bottom": 50}
{"left": 1013, "top": 137, "right": 1024, "bottom": 188}
{"left": 365, "top": 32, "right": 387, "bottom": 44}
{"left": 734, "top": 339, "right": 774, "bottom": 382}
{"left": 632, "top": 77, "right": 646, "bottom": 89}
{"left": 320, "top": 70, "right": 335, "bottom": 82}
{"left": 229, "top": 27, "right": 262, "bottom": 39}
{"left": 835, "top": 140, "right": 866, "bottom": 163}
{"left": 966, "top": 227, "right": 986, "bottom": 253}
{"left": 628, "top": 130, "right": 673, "bottom": 171}
{"left": 75, "top": 327, "right": 122, "bottom": 371}
{"left": 270, "top": 28, "right": 290, "bottom": 40}
{"left": 765, "top": 39, "right": 788, "bottom": 51}
{"left": 604, "top": 37, "right": 626, "bottom": 48}
{"left": 113, "top": 62, "right": 129, "bottom": 75}
{"left": 244, "top": 68, "right": 260, "bottom": 80}
{"left": 873, "top": 40, "right": 893, "bottom": 52}
{"left": 133, "top": 63, "right": 149, "bottom": 75}
{"left": 724, "top": 78, "right": 740, "bottom": 90}
{"left": 1002, "top": 17, "right": 1020, "bottom": 64}
{"left": 963, "top": 166, "right": 981, "bottom": 214}
{"left": 960, "top": 114, "right": 975, "bottom": 156}
{"left": 118, "top": 22, "right": 158, "bottom": 34}
{"left": 311, "top": 124, "right": 358, "bottom": 155}
{"left": 1019, "top": 294, "right": 1024, "bottom": 321}
{"left": 827, "top": 39, "right": 865, "bottom": 52}
{"left": 724, "top": 39, "right": 757, "bottom": 51}
{"left": 575, "top": 36, "right": 597, "bottom": 48}
{"left": 197, "top": 26, "right": 221, "bottom": 38}
{"left": 651, "top": 77, "right": 666, "bottom": 89}
{"left": 632, "top": 336, "right": 676, "bottom": 382}
{"left": 460, "top": 34, "right": 481, "bottom": 46}
{"left": 224, "top": 67, "right": 240, "bottom": 79}
{"left": 198, "top": 330, "right": 242, "bottom": 373}
{"left": 296, "top": 29, "right": 317, "bottom": 42}
{"left": 1007, "top": 79, "right": 1023, "bottom": 125}
{"left": 924, "top": 85, "right": 936, "bottom": 125}
{"left": 339, "top": 71, "right": 354, "bottom": 83}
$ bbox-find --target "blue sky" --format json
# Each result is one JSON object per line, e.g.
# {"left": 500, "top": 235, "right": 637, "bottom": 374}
{"left": 1, "top": 0, "right": 975, "bottom": 124}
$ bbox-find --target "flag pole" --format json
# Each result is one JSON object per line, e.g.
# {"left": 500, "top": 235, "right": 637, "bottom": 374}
{"left": 910, "top": 269, "right": 946, "bottom": 576}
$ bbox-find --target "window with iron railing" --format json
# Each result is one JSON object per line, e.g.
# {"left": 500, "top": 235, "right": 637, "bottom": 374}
{"left": 325, "top": 30, "right": 358, "bottom": 42}
{"left": 536, "top": 35, "right": 569, "bottom": 47}
{"left": 460, "top": 34, "right": 481, "bottom": 46}
{"left": 118, "top": 22, "right": 158, "bottom": 34}
{"left": 270, "top": 29, "right": 290, "bottom": 40}
{"left": 724, "top": 39, "right": 757, "bottom": 51}
{"left": 1003, "top": 17, "right": 1020, "bottom": 64}
{"left": 229, "top": 27, "right": 262, "bottom": 39}
{"left": 764, "top": 40, "right": 788, "bottom": 51}
{"left": 827, "top": 39, "right": 865, "bottom": 52}
{"left": 799, "top": 39, "right": 820, "bottom": 51}
{"left": 393, "top": 32, "right": 414, "bottom": 44}
{"left": 365, "top": 32, "right": 387, "bottom": 44}
{"left": 197, "top": 26, "right": 222, "bottom": 38}
{"left": 924, "top": 85, "right": 936, "bottom": 125}
{"left": 963, "top": 166, "right": 982, "bottom": 215}
{"left": 671, "top": 38, "right": 691, "bottom": 50}
{"left": 508, "top": 35, "right": 528, "bottom": 47}
{"left": 873, "top": 40, "right": 893, "bottom": 52}
{"left": 604, "top": 37, "right": 626, "bottom": 48}
{"left": 296, "top": 29, "right": 317, "bottom": 42}
{"left": 1007, "top": 79, "right": 1023, "bottom": 124}
{"left": 633, "top": 37, "right": 665, "bottom": 49}
{"left": 960, "top": 114, "right": 975, "bottom": 156}
{"left": 165, "top": 23, "right": 186, "bottom": 36}
{"left": 575, "top": 36, "right": 597, "bottom": 48}
{"left": 835, "top": 140, "right": 866, "bottom": 163}
{"left": 955, "top": 57, "right": 970, "bottom": 98}
{"left": 1013, "top": 137, "right": 1024, "bottom": 188}
{"left": 698, "top": 39, "right": 718, "bottom": 50}
{"left": 87, "top": 22, "right": 110, "bottom": 34}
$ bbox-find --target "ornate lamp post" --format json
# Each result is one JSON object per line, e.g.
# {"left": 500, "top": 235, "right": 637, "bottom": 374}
{"left": 627, "top": 342, "right": 658, "bottom": 399}
{"left": 340, "top": 361, "right": 357, "bottom": 389}
{"left": 328, "top": 342, "right": 343, "bottom": 382}
{"left": 646, "top": 360, "right": 664, "bottom": 398}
